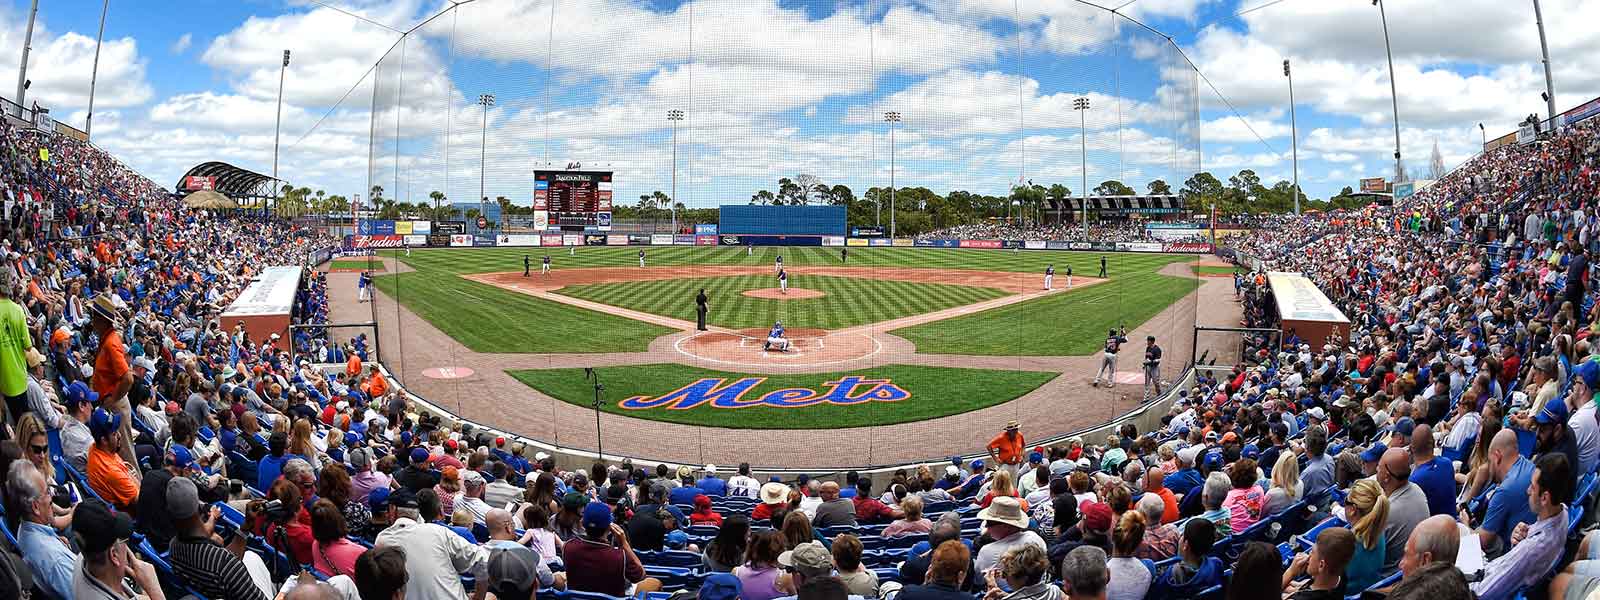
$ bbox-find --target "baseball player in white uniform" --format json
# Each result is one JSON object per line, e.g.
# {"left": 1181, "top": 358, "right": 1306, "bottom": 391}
{"left": 1044, "top": 265, "right": 1054, "bottom": 290}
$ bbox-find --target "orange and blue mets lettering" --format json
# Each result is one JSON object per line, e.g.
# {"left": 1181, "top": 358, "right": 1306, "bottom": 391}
{"left": 619, "top": 376, "right": 910, "bottom": 410}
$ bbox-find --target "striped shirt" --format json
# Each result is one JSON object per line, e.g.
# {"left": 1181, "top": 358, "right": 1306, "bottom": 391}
{"left": 1470, "top": 506, "right": 1568, "bottom": 600}
{"left": 169, "top": 534, "right": 268, "bottom": 600}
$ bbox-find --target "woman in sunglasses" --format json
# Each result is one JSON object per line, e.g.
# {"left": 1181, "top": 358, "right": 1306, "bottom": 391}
{"left": 15, "top": 413, "right": 75, "bottom": 528}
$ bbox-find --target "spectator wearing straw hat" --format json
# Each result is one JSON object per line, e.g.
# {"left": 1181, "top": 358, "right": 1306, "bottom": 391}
{"left": 974, "top": 495, "right": 1046, "bottom": 572}
{"left": 988, "top": 421, "right": 1025, "bottom": 478}
{"left": 88, "top": 293, "right": 139, "bottom": 469}
{"left": 754, "top": 481, "right": 789, "bottom": 521}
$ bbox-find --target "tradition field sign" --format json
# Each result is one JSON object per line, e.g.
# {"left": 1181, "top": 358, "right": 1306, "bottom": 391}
{"left": 507, "top": 363, "right": 1060, "bottom": 429}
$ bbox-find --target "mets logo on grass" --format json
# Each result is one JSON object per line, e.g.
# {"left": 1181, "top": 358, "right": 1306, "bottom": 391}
{"left": 619, "top": 377, "right": 910, "bottom": 410}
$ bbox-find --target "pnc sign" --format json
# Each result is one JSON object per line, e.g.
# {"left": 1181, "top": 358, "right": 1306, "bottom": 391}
{"left": 619, "top": 376, "right": 910, "bottom": 410}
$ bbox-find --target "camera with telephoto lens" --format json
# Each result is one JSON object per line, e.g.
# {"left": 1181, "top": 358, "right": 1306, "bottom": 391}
{"left": 260, "top": 499, "right": 294, "bottom": 524}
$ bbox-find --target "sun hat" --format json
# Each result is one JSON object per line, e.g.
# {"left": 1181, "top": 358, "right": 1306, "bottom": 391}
{"left": 677, "top": 465, "right": 694, "bottom": 479}
{"left": 704, "top": 464, "right": 718, "bottom": 474}
{"left": 976, "top": 496, "right": 1030, "bottom": 529}
{"left": 760, "top": 482, "right": 789, "bottom": 505}
{"left": 1004, "top": 420, "right": 1020, "bottom": 431}
{"left": 778, "top": 542, "right": 833, "bottom": 578}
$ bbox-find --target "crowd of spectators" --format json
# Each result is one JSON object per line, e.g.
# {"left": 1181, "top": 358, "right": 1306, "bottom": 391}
{"left": 914, "top": 222, "right": 1207, "bottom": 244}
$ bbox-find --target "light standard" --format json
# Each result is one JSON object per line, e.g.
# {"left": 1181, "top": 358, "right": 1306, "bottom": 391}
{"left": 12, "top": 0, "right": 38, "bottom": 118}
{"left": 272, "top": 49, "right": 289, "bottom": 221}
{"left": 668, "top": 109, "right": 684, "bottom": 233}
{"left": 1284, "top": 59, "right": 1300, "bottom": 214}
{"left": 1532, "top": 0, "right": 1558, "bottom": 125}
{"left": 478, "top": 93, "right": 494, "bottom": 225}
{"left": 1372, "top": 0, "right": 1403, "bottom": 182}
{"left": 85, "top": 0, "right": 110, "bottom": 138}
{"left": 885, "top": 111, "right": 901, "bottom": 238}
{"left": 1073, "top": 97, "right": 1089, "bottom": 238}
{"left": 1478, "top": 123, "right": 1487, "bottom": 148}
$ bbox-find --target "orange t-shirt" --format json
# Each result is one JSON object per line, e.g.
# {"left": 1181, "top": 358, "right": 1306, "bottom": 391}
{"left": 92, "top": 330, "right": 129, "bottom": 401}
{"left": 366, "top": 373, "right": 388, "bottom": 398}
{"left": 87, "top": 444, "right": 139, "bottom": 512}
{"left": 987, "top": 432, "right": 1025, "bottom": 465}
{"left": 345, "top": 355, "right": 362, "bottom": 378}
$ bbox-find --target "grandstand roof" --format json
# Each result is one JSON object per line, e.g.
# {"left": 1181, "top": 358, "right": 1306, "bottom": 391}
{"left": 176, "top": 161, "right": 278, "bottom": 199}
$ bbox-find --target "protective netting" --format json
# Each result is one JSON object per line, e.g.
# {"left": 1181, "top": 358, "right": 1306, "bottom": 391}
{"left": 324, "top": 0, "right": 1209, "bottom": 469}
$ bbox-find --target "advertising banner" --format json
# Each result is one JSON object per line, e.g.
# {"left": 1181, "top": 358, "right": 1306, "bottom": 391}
{"left": 597, "top": 212, "right": 612, "bottom": 231}
{"left": 473, "top": 235, "right": 497, "bottom": 247}
{"left": 915, "top": 239, "right": 959, "bottom": 248}
{"left": 358, "top": 220, "right": 396, "bottom": 235}
{"left": 960, "top": 240, "right": 1001, "bottom": 249}
{"left": 436, "top": 221, "right": 467, "bottom": 234}
{"left": 499, "top": 234, "right": 541, "bottom": 247}
{"left": 1360, "top": 177, "right": 1387, "bottom": 193}
{"left": 533, "top": 211, "right": 549, "bottom": 230}
{"left": 1116, "top": 242, "right": 1164, "bottom": 253}
{"left": 868, "top": 238, "right": 892, "bottom": 247}
{"left": 411, "top": 221, "right": 432, "bottom": 234}
{"left": 345, "top": 235, "right": 405, "bottom": 249}
{"left": 851, "top": 226, "right": 885, "bottom": 238}
{"left": 1565, "top": 95, "right": 1600, "bottom": 125}
{"left": 394, "top": 221, "right": 413, "bottom": 235}
{"left": 627, "top": 234, "right": 652, "bottom": 245}
{"left": 719, "top": 235, "right": 743, "bottom": 246}
{"left": 1044, "top": 241, "right": 1071, "bottom": 250}
{"left": 427, "top": 234, "right": 452, "bottom": 247}
{"left": 1162, "top": 243, "right": 1214, "bottom": 254}
{"left": 694, "top": 224, "right": 718, "bottom": 235}
{"left": 541, "top": 234, "right": 565, "bottom": 246}
{"left": 1068, "top": 242, "right": 1092, "bottom": 250}
{"left": 821, "top": 236, "right": 845, "bottom": 247}
{"left": 1146, "top": 227, "right": 1205, "bottom": 241}
{"left": 695, "top": 235, "right": 718, "bottom": 246}
{"left": 403, "top": 235, "right": 428, "bottom": 246}
{"left": 846, "top": 238, "right": 869, "bottom": 247}
{"left": 607, "top": 235, "right": 629, "bottom": 246}
{"left": 650, "top": 234, "right": 676, "bottom": 245}
{"left": 674, "top": 235, "right": 697, "bottom": 245}
{"left": 1393, "top": 181, "right": 1415, "bottom": 202}
{"left": 563, "top": 234, "right": 582, "bottom": 246}
{"left": 584, "top": 235, "right": 607, "bottom": 246}
{"left": 1518, "top": 122, "right": 1537, "bottom": 145}
{"left": 182, "top": 176, "right": 217, "bottom": 191}
{"left": 1024, "top": 240, "right": 1047, "bottom": 250}
{"left": 1000, "top": 240, "right": 1024, "bottom": 249}
{"left": 893, "top": 238, "right": 914, "bottom": 247}
{"left": 450, "top": 235, "right": 473, "bottom": 247}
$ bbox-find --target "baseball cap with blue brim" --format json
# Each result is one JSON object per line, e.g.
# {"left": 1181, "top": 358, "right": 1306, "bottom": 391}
{"left": 88, "top": 408, "right": 122, "bottom": 439}
{"left": 1537, "top": 400, "right": 1571, "bottom": 425}
{"left": 1359, "top": 442, "right": 1388, "bottom": 463}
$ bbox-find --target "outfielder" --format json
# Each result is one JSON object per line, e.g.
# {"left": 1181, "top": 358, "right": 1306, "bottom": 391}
{"left": 1098, "top": 255, "right": 1108, "bottom": 278}
{"left": 1044, "top": 264, "right": 1054, "bottom": 290}
{"left": 523, "top": 255, "right": 530, "bottom": 277}
{"left": 1092, "top": 327, "right": 1127, "bottom": 387}
{"left": 638, "top": 248, "right": 647, "bottom": 267}
{"left": 1066, "top": 264, "right": 1073, "bottom": 289}
{"left": 1143, "top": 335, "right": 1163, "bottom": 399}
{"left": 778, "top": 268, "right": 789, "bottom": 294}
{"left": 542, "top": 254, "right": 551, "bottom": 275}
{"left": 763, "top": 321, "right": 791, "bottom": 352}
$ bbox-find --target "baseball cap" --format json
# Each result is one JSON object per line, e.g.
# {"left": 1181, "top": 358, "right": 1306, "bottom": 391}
{"left": 1028, "top": 451, "right": 1044, "bottom": 464}
{"left": 1578, "top": 360, "right": 1600, "bottom": 391}
{"left": 168, "top": 445, "right": 197, "bottom": 471}
{"left": 582, "top": 502, "right": 613, "bottom": 530}
{"left": 1080, "top": 501, "right": 1113, "bottom": 533}
{"left": 1391, "top": 417, "right": 1415, "bottom": 438}
{"left": 88, "top": 407, "right": 122, "bottom": 439}
{"left": 166, "top": 476, "right": 202, "bottom": 520}
{"left": 1306, "top": 407, "right": 1327, "bottom": 421}
{"left": 64, "top": 381, "right": 99, "bottom": 406}
{"left": 1242, "top": 446, "right": 1261, "bottom": 460}
{"left": 368, "top": 487, "right": 393, "bottom": 511}
{"left": 409, "top": 447, "right": 430, "bottom": 465}
{"left": 388, "top": 489, "right": 419, "bottom": 510}
{"left": 700, "top": 573, "right": 743, "bottom": 600}
{"left": 1360, "top": 442, "right": 1388, "bottom": 463}
{"left": 72, "top": 500, "right": 134, "bottom": 554}
{"left": 562, "top": 492, "right": 589, "bottom": 511}
{"left": 131, "top": 355, "right": 156, "bottom": 372}
{"left": 1538, "top": 400, "right": 1571, "bottom": 425}
{"left": 665, "top": 529, "right": 690, "bottom": 550}
{"left": 486, "top": 546, "right": 542, "bottom": 599}
{"left": 970, "top": 459, "right": 985, "bottom": 471}
{"left": 1202, "top": 449, "right": 1223, "bottom": 471}
{"left": 344, "top": 431, "right": 361, "bottom": 446}
{"left": 778, "top": 542, "right": 833, "bottom": 577}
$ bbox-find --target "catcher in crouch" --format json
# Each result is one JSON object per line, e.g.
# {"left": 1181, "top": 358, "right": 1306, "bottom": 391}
{"left": 763, "top": 320, "right": 791, "bottom": 352}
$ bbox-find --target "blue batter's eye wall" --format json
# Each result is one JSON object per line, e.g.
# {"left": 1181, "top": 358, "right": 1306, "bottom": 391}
{"left": 719, "top": 205, "right": 847, "bottom": 236}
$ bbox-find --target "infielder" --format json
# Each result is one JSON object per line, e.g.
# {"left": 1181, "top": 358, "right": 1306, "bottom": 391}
{"left": 1044, "top": 264, "right": 1054, "bottom": 290}
{"left": 747, "top": 243, "right": 753, "bottom": 256}
{"left": 778, "top": 268, "right": 789, "bottom": 294}
{"left": 638, "top": 248, "right": 647, "bottom": 268}
{"left": 1092, "top": 327, "right": 1127, "bottom": 387}
{"left": 763, "top": 321, "right": 791, "bottom": 352}
{"left": 775, "top": 253, "right": 783, "bottom": 273}
{"left": 542, "top": 254, "right": 551, "bottom": 275}
{"left": 1066, "top": 264, "right": 1073, "bottom": 289}
{"left": 523, "top": 255, "right": 530, "bottom": 277}
{"left": 1142, "top": 335, "right": 1163, "bottom": 399}
{"left": 569, "top": 245, "right": 575, "bottom": 256}
{"left": 403, "top": 240, "right": 411, "bottom": 257}
{"left": 1098, "top": 255, "right": 1108, "bottom": 278}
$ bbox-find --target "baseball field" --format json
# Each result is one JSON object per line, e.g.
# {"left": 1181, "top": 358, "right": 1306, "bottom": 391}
{"left": 370, "top": 245, "right": 1201, "bottom": 430}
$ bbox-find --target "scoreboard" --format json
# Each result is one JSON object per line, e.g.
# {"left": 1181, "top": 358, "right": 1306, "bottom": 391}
{"left": 534, "top": 170, "right": 612, "bottom": 229}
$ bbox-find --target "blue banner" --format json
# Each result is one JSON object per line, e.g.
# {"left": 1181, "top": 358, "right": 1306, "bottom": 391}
{"left": 914, "top": 239, "right": 960, "bottom": 248}
{"left": 358, "top": 220, "right": 396, "bottom": 235}
{"left": 473, "top": 234, "right": 497, "bottom": 247}
{"left": 694, "top": 224, "right": 718, "bottom": 235}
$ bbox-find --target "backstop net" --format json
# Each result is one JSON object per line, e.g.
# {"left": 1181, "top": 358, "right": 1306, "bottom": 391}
{"left": 302, "top": 0, "right": 1208, "bottom": 469}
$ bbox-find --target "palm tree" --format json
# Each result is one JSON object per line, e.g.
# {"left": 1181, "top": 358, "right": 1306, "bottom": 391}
{"left": 370, "top": 185, "right": 384, "bottom": 206}
{"left": 314, "top": 190, "right": 326, "bottom": 215}
{"left": 428, "top": 190, "right": 445, "bottom": 221}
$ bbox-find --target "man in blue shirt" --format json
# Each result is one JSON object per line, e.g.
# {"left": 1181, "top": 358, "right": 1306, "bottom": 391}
{"left": 1408, "top": 424, "right": 1457, "bottom": 516}
{"left": 1298, "top": 426, "right": 1335, "bottom": 507}
{"left": 255, "top": 430, "right": 294, "bottom": 491}
{"left": 669, "top": 465, "right": 705, "bottom": 506}
{"left": 1163, "top": 446, "right": 1205, "bottom": 498}
{"left": 697, "top": 464, "right": 728, "bottom": 496}
{"left": 1468, "top": 429, "right": 1537, "bottom": 559}
{"left": 10, "top": 460, "right": 77, "bottom": 599}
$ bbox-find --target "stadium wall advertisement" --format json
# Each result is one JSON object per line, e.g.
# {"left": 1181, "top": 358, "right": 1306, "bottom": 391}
{"left": 607, "top": 235, "right": 629, "bottom": 246}
{"left": 563, "top": 234, "right": 582, "bottom": 246}
{"left": 651, "top": 234, "right": 676, "bottom": 245}
{"left": 846, "top": 238, "right": 869, "bottom": 247}
{"left": 893, "top": 238, "right": 914, "bottom": 247}
{"left": 584, "top": 235, "right": 608, "bottom": 246}
{"left": 618, "top": 377, "right": 910, "bottom": 410}
{"left": 869, "top": 238, "right": 893, "bottom": 247}
{"left": 541, "top": 234, "right": 564, "bottom": 246}
{"left": 1025, "top": 241, "right": 1047, "bottom": 250}
{"left": 694, "top": 224, "right": 718, "bottom": 235}
{"left": 822, "top": 236, "right": 845, "bottom": 246}
{"left": 675, "top": 234, "right": 697, "bottom": 245}
{"left": 696, "top": 235, "right": 718, "bottom": 246}
{"left": 915, "top": 239, "right": 959, "bottom": 248}
{"left": 473, "top": 235, "right": 497, "bottom": 247}
{"left": 394, "top": 221, "right": 413, "bottom": 235}
{"left": 357, "top": 220, "right": 396, "bottom": 235}
{"left": 960, "top": 240, "right": 1001, "bottom": 249}
{"left": 427, "top": 234, "right": 452, "bottom": 247}
{"left": 1161, "top": 243, "right": 1214, "bottom": 254}
{"left": 450, "top": 235, "right": 473, "bottom": 247}
{"left": 498, "top": 234, "right": 540, "bottom": 247}
{"left": 345, "top": 235, "right": 404, "bottom": 249}
{"left": 1117, "top": 242, "right": 1164, "bottom": 253}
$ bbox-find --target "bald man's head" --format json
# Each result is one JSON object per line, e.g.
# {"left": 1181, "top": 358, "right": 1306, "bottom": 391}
{"left": 1411, "top": 424, "right": 1435, "bottom": 459}
{"left": 1379, "top": 448, "right": 1412, "bottom": 492}
{"left": 284, "top": 583, "right": 340, "bottom": 600}
{"left": 1400, "top": 515, "right": 1460, "bottom": 578}
{"left": 486, "top": 508, "right": 514, "bottom": 537}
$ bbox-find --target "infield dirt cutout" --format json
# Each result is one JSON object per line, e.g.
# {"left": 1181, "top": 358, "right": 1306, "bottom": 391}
{"left": 743, "top": 287, "right": 824, "bottom": 299}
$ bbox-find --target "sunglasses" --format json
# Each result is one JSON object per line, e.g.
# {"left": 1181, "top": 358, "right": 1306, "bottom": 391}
{"left": 29, "top": 443, "right": 47, "bottom": 454}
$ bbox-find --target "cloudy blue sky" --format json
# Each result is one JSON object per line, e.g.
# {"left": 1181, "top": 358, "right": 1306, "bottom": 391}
{"left": 2, "top": 0, "right": 1595, "bottom": 209}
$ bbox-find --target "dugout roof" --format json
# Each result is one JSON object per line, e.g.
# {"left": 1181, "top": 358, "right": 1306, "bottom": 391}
{"left": 176, "top": 161, "right": 277, "bottom": 199}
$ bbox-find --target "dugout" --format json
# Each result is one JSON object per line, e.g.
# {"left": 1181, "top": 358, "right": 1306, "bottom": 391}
{"left": 718, "top": 205, "right": 846, "bottom": 244}
{"left": 220, "top": 266, "right": 304, "bottom": 350}
{"left": 1267, "top": 271, "right": 1350, "bottom": 351}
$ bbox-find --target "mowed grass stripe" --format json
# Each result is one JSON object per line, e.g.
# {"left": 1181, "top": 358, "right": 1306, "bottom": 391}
{"left": 506, "top": 363, "right": 1060, "bottom": 429}
{"left": 555, "top": 274, "right": 1009, "bottom": 330}
{"left": 370, "top": 271, "right": 671, "bottom": 353}
{"left": 891, "top": 273, "right": 1199, "bottom": 356}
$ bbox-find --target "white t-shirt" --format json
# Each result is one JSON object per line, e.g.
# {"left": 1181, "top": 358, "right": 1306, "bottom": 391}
{"left": 728, "top": 475, "right": 761, "bottom": 499}
{"left": 1106, "top": 556, "right": 1153, "bottom": 600}
{"left": 975, "top": 530, "right": 1046, "bottom": 573}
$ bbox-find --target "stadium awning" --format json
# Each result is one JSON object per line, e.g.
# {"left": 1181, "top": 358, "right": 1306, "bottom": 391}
{"left": 1047, "top": 195, "right": 1185, "bottom": 214}
{"left": 175, "top": 161, "right": 277, "bottom": 199}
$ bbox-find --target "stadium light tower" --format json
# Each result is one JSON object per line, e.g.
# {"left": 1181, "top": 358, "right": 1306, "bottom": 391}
{"left": 1073, "top": 97, "right": 1089, "bottom": 238}
{"left": 1478, "top": 123, "right": 1486, "bottom": 148}
{"left": 12, "top": 0, "right": 38, "bottom": 118}
{"left": 272, "top": 49, "right": 289, "bottom": 221}
{"left": 1532, "top": 0, "right": 1558, "bottom": 125}
{"left": 1284, "top": 59, "right": 1300, "bottom": 214}
{"left": 1372, "top": 0, "right": 1402, "bottom": 182}
{"left": 885, "top": 111, "right": 901, "bottom": 239}
{"left": 668, "top": 109, "right": 684, "bottom": 233}
{"left": 479, "top": 93, "right": 495, "bottom": 224}
{"left": 85, "top": 0, "right": 110, "bottom": 139}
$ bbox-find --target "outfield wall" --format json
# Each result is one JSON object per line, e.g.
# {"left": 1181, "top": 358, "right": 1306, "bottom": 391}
{"left": 343, "top": 232, "right": 1215, "bottom": 254}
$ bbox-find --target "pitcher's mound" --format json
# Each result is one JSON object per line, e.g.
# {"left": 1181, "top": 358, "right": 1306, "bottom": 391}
{"left": 742, "top": 287, "right": 825, "bottom": 299}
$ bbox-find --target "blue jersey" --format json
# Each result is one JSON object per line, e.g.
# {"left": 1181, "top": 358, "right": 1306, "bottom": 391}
{"left": 769, "top": 324, "right": 785, "bottom": 338}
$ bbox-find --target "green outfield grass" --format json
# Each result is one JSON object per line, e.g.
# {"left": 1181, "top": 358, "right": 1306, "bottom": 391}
{"left": 554, "top": 274, "right": 1008, "bottom": 330}
{"left": 892, "top": 273, "right": 1199, "bottom": 355}
{"left": 369, "top": 271, "right": 672, "bottom": 353}
{"left": 383, "top": 246, "right": 1195, "bottom": 277}
{"left": 331, "top": 259, "right": 384, "bottom": 271}
{"left": 1191, "top": 265, "right": 1238, "bottom": 276}
{"left": 506, "top": 363, "right": 1059, "bottom": 428}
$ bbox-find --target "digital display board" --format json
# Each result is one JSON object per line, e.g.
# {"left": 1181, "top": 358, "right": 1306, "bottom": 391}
{"left": 534, "top": 170, "right": 612, "bottom": 228}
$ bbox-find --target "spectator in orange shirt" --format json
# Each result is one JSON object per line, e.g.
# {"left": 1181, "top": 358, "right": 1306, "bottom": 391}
{"left": 86, "top": 407, "right": 140, "bottom": 512}
{"left": 346, "top": 353, "right": 362, "bottom": 378}
{"left": 365, "top": 365, "right": 388, "bottom": 398}
{"left": 987, "top": 420, "right": 1025, "bottom": 477}
{"left": 88, "top": 294, "right": 138, "bottom": 468}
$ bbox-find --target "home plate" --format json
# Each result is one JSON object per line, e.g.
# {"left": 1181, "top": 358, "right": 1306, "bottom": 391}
{"left": 422, "top": 366, "right": 475, "bottom": 379}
